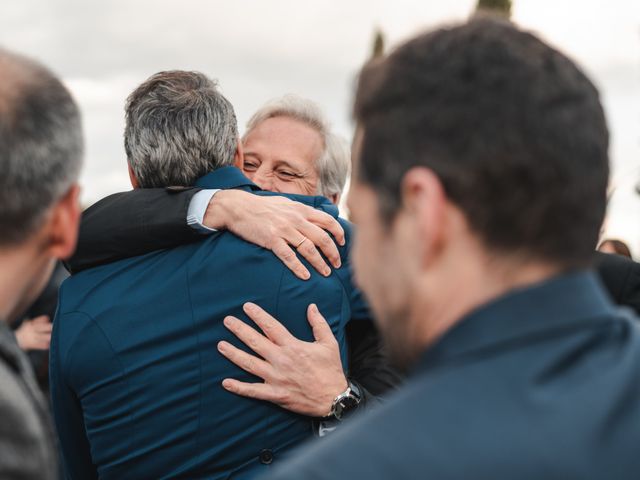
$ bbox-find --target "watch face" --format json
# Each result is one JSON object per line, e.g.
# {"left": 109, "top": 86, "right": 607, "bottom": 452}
{"left": 334, "top": 395, "right": 359, "bottom": 420}
{"left": 340, "top": 396, "right": 359, "bottom": 411}
{"left": 330, "top": 384, "right": 362, "bottom": 421}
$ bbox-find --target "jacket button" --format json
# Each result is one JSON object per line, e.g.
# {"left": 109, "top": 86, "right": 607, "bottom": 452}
{"left": 259, "top": 449, "right": 274, "bottom": 465}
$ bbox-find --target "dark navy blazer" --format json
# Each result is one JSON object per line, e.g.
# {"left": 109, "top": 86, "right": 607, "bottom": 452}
{"left": 50, "top": 167, "right": 368, "bottom": 480}
{"left": 264, "top": 272, "right": 640, "bottom": 479}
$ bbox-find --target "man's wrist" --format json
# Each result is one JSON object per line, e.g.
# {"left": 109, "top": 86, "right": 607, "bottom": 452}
{"left": 321, "top": 377, "right": 360, "bottom": 420}
{"left": 205, "top": 189, "right": 256, "bottom": 231}
{"left": 187, "top": 189, "right": 220, "bottom": 233}
{"left": 203, "top": 189, "right": 234, "bottom": 230}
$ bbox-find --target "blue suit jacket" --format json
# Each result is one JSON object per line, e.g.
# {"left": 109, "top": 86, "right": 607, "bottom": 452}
{"left": 50, "top": 167, "right": 368, "bottom": 479}
{"left": 264, "top": 272, "right": 640, "bottom": 479}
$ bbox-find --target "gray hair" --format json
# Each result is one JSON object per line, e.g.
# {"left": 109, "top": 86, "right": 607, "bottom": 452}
{"left": 243, "top": 95, "right": 350, "bottom": 199}
{"left": 0, "top": 49, "right": 83, "bottom": 246}
{"left": 125, "top": 70, "right": 238, "bottom": 188}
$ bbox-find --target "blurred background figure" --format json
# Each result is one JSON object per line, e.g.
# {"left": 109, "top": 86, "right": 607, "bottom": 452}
{"left": 10, "top": 262, "right": 69, "bottom": 396}
{"left": 598, "top": 238, "right": 633, "bottom": 259}
{"left": 0, "top": 48, "right": 83, "bottom": 480}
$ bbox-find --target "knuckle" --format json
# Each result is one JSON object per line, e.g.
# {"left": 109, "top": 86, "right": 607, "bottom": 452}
{"left": 275, "top": 389, "right": 290, "bottom": 404}
{"left": 280, "top": 249, "right": 296, "bottom": 261}
{"left": 319, "top": 235, "right": 334, "bottom": 249}
{"left": 243, "top": 358, "right": 255, "bottom": 372}
{"left": 245, "top": 387, "right": 256, "bottom": 398}
{"left": 302, "top": 244, "right": 317, "bottom": 256}
{"left": 262, "top": 320, "right": 275, "bottom": 334}
{"left": 271, "top": 243, "right": 285, "bottom": 255}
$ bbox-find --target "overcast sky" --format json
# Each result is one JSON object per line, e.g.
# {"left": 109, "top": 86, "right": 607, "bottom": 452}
{"left": 2, "top": 0, "right": 639, "bottom": 254}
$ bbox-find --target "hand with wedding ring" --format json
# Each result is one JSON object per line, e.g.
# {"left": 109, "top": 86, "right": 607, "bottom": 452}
{"left": 204, "top": 190, "right": 345, "bottom": 279}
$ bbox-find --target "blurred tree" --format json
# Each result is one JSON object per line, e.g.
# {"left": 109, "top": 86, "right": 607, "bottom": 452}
{"left": 371, "top": 29, "right": 385, "bottom": 59}
{"left": 476, "top": 0, "right": 512, "bottom": 18}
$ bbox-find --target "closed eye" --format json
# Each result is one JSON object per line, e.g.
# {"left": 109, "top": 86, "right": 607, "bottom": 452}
{"left": 243, "top": 161, "right": 259, "bottom": 172}
{"left": 277, "top": 170, "right": 303, "bottom": 180}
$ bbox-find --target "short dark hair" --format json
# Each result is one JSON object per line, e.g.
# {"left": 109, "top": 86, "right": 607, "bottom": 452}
{"left": 354, "top": 18, "right": 609, "bottom": 267}
{"left": 125, "top": 70, "right": 238, "bottom": 188}
{"left": 0, "top": 49, "right": 83, "bottom": 246}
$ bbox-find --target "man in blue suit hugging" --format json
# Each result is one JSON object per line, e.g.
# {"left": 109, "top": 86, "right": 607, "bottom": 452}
{"left": 50, "top": 71, "right": 366, "bottom": 479}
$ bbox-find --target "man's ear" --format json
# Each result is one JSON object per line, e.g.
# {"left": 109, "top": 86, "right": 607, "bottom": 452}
{"left": 44, "top": 184, "right": 82, "bottom": 261}
{"left": 328, "top": 192, "right": 341, "bottom": 205}
{"left": 233, "top": 139, "right": 244, "bottom": 168}
{"left": 400, "top": 167, "right": 448, "bottom": 266}
{"left": 128, "top": 164, "right": 140, "bottom": 189}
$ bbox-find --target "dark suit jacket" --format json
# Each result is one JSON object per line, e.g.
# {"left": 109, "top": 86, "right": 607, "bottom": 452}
{"left": 595, "top": 251, "right": 640, "bottom": 315}
{"left": 67, "top": 186, "right": 202, "bottom": 274}
{"left": 66, "top": 178, "right": 402, "bottom": 403}
{"left": 50, "top": 167, "right": 373, "bottom": 479}
{"left": 264, "top": 272, "right": 640, "bottom": 479}
{"left": 0, "top": 322, "right": 58, "bottom": 480}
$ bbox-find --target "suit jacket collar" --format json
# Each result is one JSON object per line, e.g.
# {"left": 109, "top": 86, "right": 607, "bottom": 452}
{"left": 413, "top": 271, "right": 615, "bottom": 376}
{"left": 194, "top": 166, "right": 262, "bottom": 191}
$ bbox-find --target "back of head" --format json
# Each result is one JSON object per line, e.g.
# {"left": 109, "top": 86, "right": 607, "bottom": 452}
{"left": 125, "top": 70, "right": 238, "bottom": 188}
{"left": 0, "top": 49, "right": 83, "bottom": 246}
{"left": 354, "top": 17, "right": 609, "bottom": 268}
{"left": 244, "top": 94, "right": 350, "bottom": 199}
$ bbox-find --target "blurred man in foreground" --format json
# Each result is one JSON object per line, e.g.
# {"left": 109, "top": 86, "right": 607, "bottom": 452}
{"left": 265, "top": 17, "right": 640, "bottom": 479}
{"left": 0, "top": 48, "right": 83, "bottom": 479}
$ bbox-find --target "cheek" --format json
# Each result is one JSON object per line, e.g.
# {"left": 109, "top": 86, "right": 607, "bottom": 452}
{"left": 272, "top": 178, "right": 311, "bottom": 196}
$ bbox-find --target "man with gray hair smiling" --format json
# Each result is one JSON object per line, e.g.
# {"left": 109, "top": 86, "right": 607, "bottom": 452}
{"left": 241, "top": 94, "right": 350, "bottom": 204}
{"left": 51, "top": 70, "right": 382, "bottom": 479}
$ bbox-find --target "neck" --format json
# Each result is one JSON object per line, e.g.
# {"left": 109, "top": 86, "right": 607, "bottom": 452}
{"left": 0, "top": 242, "right": 51, "bottom": 323}
{"left": 410, "top": 247, "right": 561, "bottom": 353}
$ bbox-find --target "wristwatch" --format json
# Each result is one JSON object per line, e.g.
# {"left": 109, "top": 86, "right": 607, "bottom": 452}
{"left": 324, "top": 380, "right": 362, "bottom": 421}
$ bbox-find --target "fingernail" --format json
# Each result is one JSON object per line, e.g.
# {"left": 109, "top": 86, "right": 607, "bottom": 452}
{"left": 243, "top": 303, "right": 256, "bottom": 313}
{"left": 217, "top": 341, "right": 227, "bottom": 352}
{"left": 324, "top": 268, "right": 331, "bottom": 277}
{"left": 310, "top": 304, "right": 319, "bottom": 314}
{"left": 222, "top": 379, "right": 233, "bottom": 390}
{"left": 223, "top": 317, "right": 235, "bottom": 328}
{"left": 334, "top": 259, "right": 342, "bottom": 269}
{"left": 300, "top": 270, "right": 311, "bottom": 280}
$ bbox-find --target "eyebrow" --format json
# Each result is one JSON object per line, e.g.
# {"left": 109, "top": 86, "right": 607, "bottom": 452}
{"left": 244, "top": 151, "right": 261, "bottom": 159}
{"left": 272, "top": 159, "right": 302, "bottom": 171}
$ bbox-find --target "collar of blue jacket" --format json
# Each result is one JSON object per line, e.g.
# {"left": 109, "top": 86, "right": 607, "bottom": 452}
{"left": 194, "top": 166, "right": 262, "bottom": 191}
{"left": 414, "top": 270, "right": 615, "bottom": 375}
{"left": 194, "top": 166, "right": 340, "bottom": 218}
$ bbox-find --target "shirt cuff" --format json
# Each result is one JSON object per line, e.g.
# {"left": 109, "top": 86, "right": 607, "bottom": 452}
{"left": 187, "top": 189, "right": 220, "bottom": 233}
